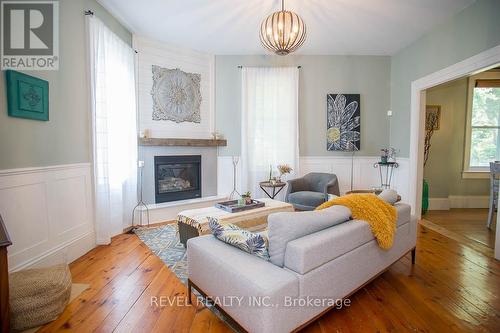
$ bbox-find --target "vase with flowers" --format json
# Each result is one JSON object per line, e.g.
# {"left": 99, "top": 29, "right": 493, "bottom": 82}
{"left": 277, "top": 164, "right": 293, "bottom": 182}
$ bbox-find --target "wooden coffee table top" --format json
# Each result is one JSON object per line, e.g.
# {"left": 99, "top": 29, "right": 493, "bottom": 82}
{"left": 177, "top": 198, "right": 294, "bottom": 234}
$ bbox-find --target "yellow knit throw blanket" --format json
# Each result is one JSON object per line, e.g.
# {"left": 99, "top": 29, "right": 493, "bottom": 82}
{"left": 316, "top": 194, "right": 397, "bottom": 249}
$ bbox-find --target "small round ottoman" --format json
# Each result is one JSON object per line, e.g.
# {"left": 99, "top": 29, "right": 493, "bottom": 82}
{"left": 9, "top": 264, "right": 72, "bottom": 332}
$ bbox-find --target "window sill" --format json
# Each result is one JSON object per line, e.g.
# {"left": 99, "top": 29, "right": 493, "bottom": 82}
{"left": 462, "top": 170, "right": 489, "bottom": 179}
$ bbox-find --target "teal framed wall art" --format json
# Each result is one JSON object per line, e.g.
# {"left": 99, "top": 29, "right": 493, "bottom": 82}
{"left": 5, "top": 70, "right": 49, "bottom": 121}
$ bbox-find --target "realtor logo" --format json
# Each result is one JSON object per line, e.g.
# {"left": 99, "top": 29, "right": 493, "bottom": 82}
{"left": 1, "top": 0, "right": 59, "bottom": 70}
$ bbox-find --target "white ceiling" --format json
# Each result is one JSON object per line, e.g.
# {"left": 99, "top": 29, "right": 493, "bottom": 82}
{"left": 98, "top": 0, "right": 475, "bottom": 55}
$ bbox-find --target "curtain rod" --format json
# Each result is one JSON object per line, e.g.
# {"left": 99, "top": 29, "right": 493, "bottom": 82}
{"left": 84, "top": 10, "right": 94, "bottom": 16}
{"left": 237, "top": 65, "right": 301, "bottom": 69}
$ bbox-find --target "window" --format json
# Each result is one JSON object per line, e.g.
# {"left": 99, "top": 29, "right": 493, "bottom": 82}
{"left": 464, "top": 71, "right": 500, "bottom": 177}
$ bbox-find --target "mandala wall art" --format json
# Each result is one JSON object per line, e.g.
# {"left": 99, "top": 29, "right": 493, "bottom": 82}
{"left": 151, "top": 65, "right": 202, "bottom": 123}
{"left": 5, "top": 70, "right": 49, "bottom": 121}
{"left": 326, "top": 94, "right": 360, "bottom": 151}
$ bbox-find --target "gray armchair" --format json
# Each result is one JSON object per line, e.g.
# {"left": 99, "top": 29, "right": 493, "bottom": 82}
{"left": 285, "top": 172, "right": 340, "bottom": 210}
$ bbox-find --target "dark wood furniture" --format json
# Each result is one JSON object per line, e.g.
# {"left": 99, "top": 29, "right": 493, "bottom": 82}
{"left": 259, "top": 181, "right": 287, "bottom": 199}
{"left": 0, "top": 215, "right": 12, "bottom": 333}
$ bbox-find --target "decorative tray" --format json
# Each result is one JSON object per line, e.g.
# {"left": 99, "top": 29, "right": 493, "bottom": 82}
{"left": 215, "top": 199, "right": 265, "bottom": 213}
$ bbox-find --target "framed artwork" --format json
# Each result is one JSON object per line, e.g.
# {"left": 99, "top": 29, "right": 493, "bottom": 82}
{"left": 425, "top": 105, "right": 441, "bottom": 130}
{"left": 5, "top": 70, "right": 49, "bottom": 121}
{"left": 327, "top": 94, "right": 361, "bottom": 151}
{"left": 150, "top": 65, "right": 202, "bottom": 123}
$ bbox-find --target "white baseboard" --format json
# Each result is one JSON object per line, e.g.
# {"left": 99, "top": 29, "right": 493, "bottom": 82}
{"left": 428, "top": 195, "right": 490, "bottom": 210}
{"left": 449, "top": 195, "right": 489, "bottom": 209}
{"left": 428, "top": 198, "right": 451, "bottom": 210}
{"left": 0, "top": 163, "right": 95, "bottom": 271}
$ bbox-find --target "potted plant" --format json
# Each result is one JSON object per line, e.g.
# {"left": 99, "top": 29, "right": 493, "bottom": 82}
{"left": 241, "top": 191, "right": 252, "bottom": 205}
{"left": 380, "top": 149, "right": 389, "bottom": 164}
{"left": 277, "top": 164, "right": 293, "bottom": 182}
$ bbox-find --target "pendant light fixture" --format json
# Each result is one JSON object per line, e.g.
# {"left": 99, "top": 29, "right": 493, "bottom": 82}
{"left": 259, "top": 0, "right": 306, "bottom": 55}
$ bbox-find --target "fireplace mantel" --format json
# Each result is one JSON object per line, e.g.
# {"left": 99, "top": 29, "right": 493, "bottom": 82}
{"left": 139, "top": 138, "right": 227, "bottom": 147}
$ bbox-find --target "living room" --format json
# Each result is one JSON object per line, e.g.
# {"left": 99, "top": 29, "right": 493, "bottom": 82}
{"left": 0, "top": 0, "right": 499, "bottom": 332}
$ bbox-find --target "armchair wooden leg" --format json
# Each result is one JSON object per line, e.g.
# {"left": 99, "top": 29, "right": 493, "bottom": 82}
{"left": 411, "top": 247, "right": 416, "bottom": 265}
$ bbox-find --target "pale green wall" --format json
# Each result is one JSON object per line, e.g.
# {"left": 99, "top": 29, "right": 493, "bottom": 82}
{"left": 424, "top": 78, "right": 489, "bottom": 197}
{"left": 216, "top": 55, "right": 391, "bottom": 156}
{"left": 390, "top": 0, "right": 500, "bottom": 157}
{"left": 0, "top": 0, "right": 132, "bottom": 169}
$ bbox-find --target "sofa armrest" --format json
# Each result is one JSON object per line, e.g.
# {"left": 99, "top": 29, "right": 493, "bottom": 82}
{"left": 187, "top": 235, "right": 299, "bottom": 333}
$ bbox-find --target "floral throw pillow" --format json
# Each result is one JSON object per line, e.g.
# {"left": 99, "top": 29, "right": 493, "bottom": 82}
{"left": 208, "top": 217, "right": 270, "bottom": 261}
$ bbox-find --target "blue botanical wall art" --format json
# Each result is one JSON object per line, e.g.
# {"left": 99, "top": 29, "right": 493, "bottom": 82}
{"left": 327, "top": 94, "right": 360, "bottom": 151}
{"left": 5, "top": 70, "right": 49, "bottom": 121}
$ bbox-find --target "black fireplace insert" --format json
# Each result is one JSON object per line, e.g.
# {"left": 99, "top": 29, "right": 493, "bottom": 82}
{"left": 154, "top": 155, "right": 201, "bottom": 203}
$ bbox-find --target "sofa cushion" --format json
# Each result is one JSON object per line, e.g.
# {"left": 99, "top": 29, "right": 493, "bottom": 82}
{"left": 267, "top": 205, "right": 351, "bottom": 267}
{"left": 208, "top": 217, "right": 269, "bottom": 260}
{"left": 287, "top": 191, "right": 326, "bottom": 208}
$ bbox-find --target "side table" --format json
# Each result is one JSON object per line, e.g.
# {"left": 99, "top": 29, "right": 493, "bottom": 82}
{"left": 259, "top": 181, "right": 287, "bottom": 199}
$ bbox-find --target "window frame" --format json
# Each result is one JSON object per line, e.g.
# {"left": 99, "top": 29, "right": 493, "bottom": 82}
{"left": 463, "top": 71, "right": 500, "bottom": 179}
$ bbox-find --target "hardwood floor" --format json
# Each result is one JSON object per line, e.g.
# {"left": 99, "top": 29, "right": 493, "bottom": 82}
{"left": 423, "top": 208, "right": 496, "bottom": 249}
{"left": 37, "top": 223, "right": 500, "bottom": 333}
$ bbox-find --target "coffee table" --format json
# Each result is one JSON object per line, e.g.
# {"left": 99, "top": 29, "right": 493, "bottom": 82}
{"left": 177, "top": 198, "right": 294, "bottom": 247}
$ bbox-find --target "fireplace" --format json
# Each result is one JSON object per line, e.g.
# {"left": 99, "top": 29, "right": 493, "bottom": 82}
{"left": 154, "top": 155, "right": 201, "bottom": 203}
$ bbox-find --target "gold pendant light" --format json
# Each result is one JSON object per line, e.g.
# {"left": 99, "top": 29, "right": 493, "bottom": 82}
{"left": 259, "top": 0, "right": 306, "bottom": 56}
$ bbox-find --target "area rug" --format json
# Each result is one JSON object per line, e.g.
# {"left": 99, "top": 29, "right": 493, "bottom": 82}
{"left": 134, "top": 224, "right": 188, "bottom": 284}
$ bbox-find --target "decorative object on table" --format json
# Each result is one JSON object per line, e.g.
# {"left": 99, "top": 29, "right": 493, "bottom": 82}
{"left": 327, "top": 94, "right": 360, "bottom": 151}
{"left": 276, "top": 164, "right": 292, "bottom": 182}
{"left": 285, "top": 173, "right": 340, "bottom": 210}
{"left": 380, "top": 149, "right": 389, "bottom": 163}
{"left": 259, "top": 180, "right": 287, "bottom": 199}
{"left": 131, "top": 160, "right": 150, "bottom": 229}
{"left": 5, "top": 70, "right": 49, "bottom": 121}
{"left": 215, "top": 199, "right": 265, "bottom": 213}
{"left": 268, "top": 164, "right": 273, "bottom": 181}
{"left": 150, "top": 65, "right": 201, "bottom": 123}
{"left": 259, "top": 0, "right": 306, "bottom": 56}
{"left": 229, "top": 156, "right": 240, "bottom": 200}
{"left": 242, "top": 191, "right": 253, "bottom": 204}
{"left": 422, "top": 105, "right": 440, "bottom": 214}
{"left": 373, "top": 161, "right": 399, "bottom": 189}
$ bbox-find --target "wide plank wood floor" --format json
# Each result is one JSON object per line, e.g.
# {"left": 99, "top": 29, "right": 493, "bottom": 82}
{"left": 37, "top": 222, "right": 500, "bottom": 333}
{"left": 423, "top": 208, "right": 496, "bottom": 249}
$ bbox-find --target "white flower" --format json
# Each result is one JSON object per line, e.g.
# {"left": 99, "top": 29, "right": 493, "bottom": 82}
{"left": 327, "top": 94, "right": 360, "bottom": 151}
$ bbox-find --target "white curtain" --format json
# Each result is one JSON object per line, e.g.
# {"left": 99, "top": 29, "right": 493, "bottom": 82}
{"left": 241, "top": 67, "right": 299, "bottom": 199}
{"left": 87, "top": 16, "right": 137, "bottom": 244}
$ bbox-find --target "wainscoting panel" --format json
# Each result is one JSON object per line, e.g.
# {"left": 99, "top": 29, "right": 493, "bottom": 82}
{"left": 217, "top": 156, "right": 410, "bottom": 204}
{"left": 0, "top": 163, "right": 95, "bottom": 271}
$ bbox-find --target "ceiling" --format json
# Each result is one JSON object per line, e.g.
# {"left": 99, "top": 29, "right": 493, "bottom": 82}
{"left": 98, "top": 0, "right": 475, "bottom": 55}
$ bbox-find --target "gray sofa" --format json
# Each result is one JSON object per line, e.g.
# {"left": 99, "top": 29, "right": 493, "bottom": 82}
{"left": 285, "top": 172, "right": 340, "bottom": 210}
{"left": 187, "top": 202, "right": 416, "bottom": 333}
